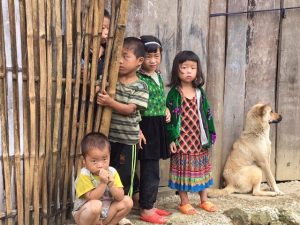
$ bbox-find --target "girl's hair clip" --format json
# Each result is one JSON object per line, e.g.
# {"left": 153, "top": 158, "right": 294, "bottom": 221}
{"left": 144, "top": 41, "right": 161, "bottom": 47}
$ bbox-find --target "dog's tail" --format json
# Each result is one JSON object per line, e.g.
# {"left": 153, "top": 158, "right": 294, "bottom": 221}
{"left": 207, "top": 185, "right": 235, "bottom": 198}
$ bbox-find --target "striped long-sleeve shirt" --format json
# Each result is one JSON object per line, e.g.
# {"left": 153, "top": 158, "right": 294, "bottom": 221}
{"left": 109, "top": 79, "right": 149, "bottom": 145}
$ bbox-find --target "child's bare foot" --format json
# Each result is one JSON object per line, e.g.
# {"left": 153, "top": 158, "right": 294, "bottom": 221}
{"left": 132, "top": 192, "right": 140, "bottom": 210}
{"left": 118, "top": 217, "right": 132, "bottom": 225}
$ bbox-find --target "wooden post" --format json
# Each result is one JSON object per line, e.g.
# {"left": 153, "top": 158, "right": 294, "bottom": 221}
{"left": 100, "top": 0, "right": 129, "bottom": 136}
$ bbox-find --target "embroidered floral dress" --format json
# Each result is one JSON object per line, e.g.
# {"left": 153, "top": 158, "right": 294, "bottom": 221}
{"left": 166, "top": 87, "right": 216, "bottom": 192}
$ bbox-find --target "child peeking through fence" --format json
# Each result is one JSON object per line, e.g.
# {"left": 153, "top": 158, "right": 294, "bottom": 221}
{"left": 73, "top": 132, "right": 133, "bottom": 225}
{"left": 81, "top": 9, "right": 110, "bottom": 90}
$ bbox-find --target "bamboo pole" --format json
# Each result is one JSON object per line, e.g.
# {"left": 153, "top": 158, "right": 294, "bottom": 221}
{"left": 100, "top": 0, "right": 129, "bottom": 136}
{"left": 32, "top": 0, "right": 40, "bottom": 80}
{"left": 38, "top": 0, "right": 48, "bottom": 223}
{"left": 60, "top": 0, "right": 74, "bottom": 222}
{"left": 94, "top": 0, "right": 116, "bottom": 132}
{"left": 33, "top": 0, "right": 40, "bottom": 222}
{"left": 7, "top": 0, "right": 24, "bottom": 223}
{"left": 52, "top": 0, "right": 63, "bottom": 220}
{"left": 0, "top": 4, "right": 13, "bottom": 225}
{"left": 75, "top": 0, "right": 94, "bottom": 174}
{"left": 67, "top": 0, "right": 89, "bottom": 207}
{"left": 18, "top": 0, "right": 31, "bottom": 223}
{"left": 24, "top": 0, "right": 39, "bottom": 223}
{"left": 85, "top": 0, "right": 105, "bottom": 133}
{"left": 45, "top": 0, "right": 53, "bottom": 223}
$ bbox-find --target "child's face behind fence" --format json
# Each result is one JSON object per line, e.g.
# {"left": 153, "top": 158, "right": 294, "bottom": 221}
{"left": 178, "top": 60, "right": 197, "bottom": 85}
{"left": 119, "top": 48, "right": 144, "bottom": 76}
{"left": 83, "top": 146, "right": 110, "bottom": 175}
{"left": 101, "top": 16, "right": 110, "bottom": 44}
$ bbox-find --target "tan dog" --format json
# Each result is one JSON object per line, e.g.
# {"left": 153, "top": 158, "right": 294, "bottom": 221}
{"left": 208, "top": 103, "right": 284, "bottom": 197}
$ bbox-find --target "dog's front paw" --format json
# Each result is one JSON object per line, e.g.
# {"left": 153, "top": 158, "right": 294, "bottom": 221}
{"left": 275, "top": 190, "right": 284, "bottom": 196}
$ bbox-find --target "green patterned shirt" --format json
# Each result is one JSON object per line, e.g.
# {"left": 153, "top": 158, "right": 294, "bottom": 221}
{"left": 137, "top": 70, "right": 166, "bottom": 117}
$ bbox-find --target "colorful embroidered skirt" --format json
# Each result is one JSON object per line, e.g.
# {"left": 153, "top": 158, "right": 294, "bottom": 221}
{"left": 168, "top": 150, "right": 213, "bottom": 192}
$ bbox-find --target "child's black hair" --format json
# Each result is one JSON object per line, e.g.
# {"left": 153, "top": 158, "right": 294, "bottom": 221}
{"left": 169, "top": 50, "right": 205, "bottom": 88}
{"left": 81, "top": 132, "right": 110, "bottom": 158}
{"left": 140, "top": 35, "right": 162, "bottom": 54}
{"left": 104, "top": 9, "right": 110, "bottom": 19}
{"left": 123, "top": 37, "right": 145, "bottom": 58}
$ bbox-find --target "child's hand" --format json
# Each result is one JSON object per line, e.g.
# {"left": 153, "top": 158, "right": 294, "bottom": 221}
{"left": 108, "top": 172, "right": 114, "bottom": 188}
{"left": 139, "top": 130, "right": 146, "bottom": 149}
{"left": 98, "top": 168, "right": 109, "bottom": 184}
{"left": 97, "top": 90, "right": 112, "bottom": 106}
{"left": 98, "top": 46, "right": 105, "bottom": 58}
{"left": 95, "top": 85, "right": 100, "bottom": 93}
{"left": 166, "top": 108, "right": 171, "bottom": 123}
{"left": 169, "top": 142, "right": 177, "bottom": 153}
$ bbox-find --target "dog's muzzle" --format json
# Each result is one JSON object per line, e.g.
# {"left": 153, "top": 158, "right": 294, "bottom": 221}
{"left": 269, "top": 115, "right": 282, "bottom": 124}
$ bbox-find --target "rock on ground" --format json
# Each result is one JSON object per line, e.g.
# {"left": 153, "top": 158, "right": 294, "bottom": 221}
{"left": 127, "top": 181, "right": 300, "bottom": 225}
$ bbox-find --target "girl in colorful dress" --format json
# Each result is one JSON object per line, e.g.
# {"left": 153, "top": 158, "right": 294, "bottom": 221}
{"left": 137, "top": 35, "right": 171, "bottom": 224}
{"left": 166, "top": 50, "right": 217, "bottom": 215}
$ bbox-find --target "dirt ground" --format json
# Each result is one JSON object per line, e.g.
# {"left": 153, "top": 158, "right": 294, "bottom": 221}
{"left": 127, "top": 181, "right": 300, "bottom": 225}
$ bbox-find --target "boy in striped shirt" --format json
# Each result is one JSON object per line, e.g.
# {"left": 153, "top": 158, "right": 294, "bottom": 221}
{"left": 97, "top": 37, "right": 148, "bottom": 201}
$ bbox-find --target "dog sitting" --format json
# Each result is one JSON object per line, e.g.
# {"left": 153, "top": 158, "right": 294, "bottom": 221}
{"left": 208, "top": 103, "right": 284, "bottom": 197}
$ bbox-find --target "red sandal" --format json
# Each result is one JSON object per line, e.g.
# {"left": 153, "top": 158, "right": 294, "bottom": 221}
{"left": 139, "top": 213, "right": 167, "bottom": 224}
{"left": 155, "top": 208, "right": 172, "bottom": 216}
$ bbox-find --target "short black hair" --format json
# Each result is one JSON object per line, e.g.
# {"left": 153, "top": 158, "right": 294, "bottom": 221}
{"left": 81, "top": 132, "right": 110, "bottom": 158}
{"left": 123, "top": 37, "right": 145, "bottom": 58}
{"left": 169, "top": 50, "right": 205, "bottom": 88}
{"left": 104, "top": 9, "right": 110, "bottom": 19}
{"left": 140, "top": 35, "right": 162, "bottom": 54}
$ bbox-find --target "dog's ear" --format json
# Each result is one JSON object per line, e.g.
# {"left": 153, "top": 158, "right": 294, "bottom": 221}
{"left": 259, "top": 104, "right": 270, "bottom": 116}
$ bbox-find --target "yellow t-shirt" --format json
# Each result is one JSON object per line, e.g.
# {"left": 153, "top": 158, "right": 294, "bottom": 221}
{"left": 73, "top": 166, "right": 123, "bottom": 211}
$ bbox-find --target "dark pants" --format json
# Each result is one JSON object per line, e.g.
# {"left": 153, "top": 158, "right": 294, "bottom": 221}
{"left": 139, "top": 159, "right": 160, "bottom": 209}
{"left": 110, "top": 142, "right": 139, "bottom": 195}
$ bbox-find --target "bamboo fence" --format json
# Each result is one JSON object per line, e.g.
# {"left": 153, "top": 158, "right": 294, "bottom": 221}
{"left": 0, "top": 0, "right": 129, "bottom": 224}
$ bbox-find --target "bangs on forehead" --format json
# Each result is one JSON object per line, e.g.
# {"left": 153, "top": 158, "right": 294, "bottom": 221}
{"left": 144, "top": 44, "right": 161, "bottom": 53}
{"left": 179, "top": 56, "right": 199, "bottom": 64}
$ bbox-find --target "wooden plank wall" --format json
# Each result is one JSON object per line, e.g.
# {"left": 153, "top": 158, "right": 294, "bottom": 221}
{"left": 0, "top": 0, "right": 300, "bottom": 224}
{"left": 125, "top": 0, "right": 211, "bottom": 186}
{"left": 125, "top": 0, "right": 300, "bottom": 186}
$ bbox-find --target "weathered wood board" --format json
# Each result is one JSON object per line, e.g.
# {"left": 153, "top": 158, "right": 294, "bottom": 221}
{"left": 244, "top": 0, "right": 280, "bottom": 176}
{"left": 126, "top": 0, "right": 178, "bottom": 186}
{"left": 222, "top": 0, "right": 248, "bottom": 169}
{"left": 276, "top": 0, "right": 300, "bottom": 180}
{"left": 180, "top": 0, "right": 210, "bottom": 80}
{"left": 206, "top": 0, "right": 227, "bottom": 187}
